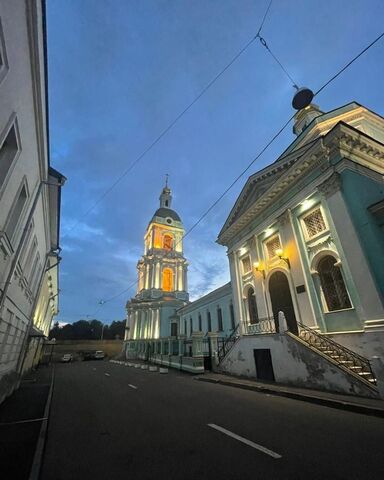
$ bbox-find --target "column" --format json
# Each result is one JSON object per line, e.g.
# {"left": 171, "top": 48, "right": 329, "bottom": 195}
{"left": 174, "top": 264, "right": 178, "bottom": 291}
{"left": 228, "top": 251, "right": 245, "bottom": 335}
{"left": 155, "top": 262, "right": 160, "bottom": 288}
{"left": 178, "top": 265, "right": 183, "bottom": 291}
{"left": 183, "top": 265, "right": 188, "bottom": 292}
{"left": 191, "top": 331, "right": 204, "bottom": 358}
{"left": 145, "top": 264, "right": 150, "bottom": 290}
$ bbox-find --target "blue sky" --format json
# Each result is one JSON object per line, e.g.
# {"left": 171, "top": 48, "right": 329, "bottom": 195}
{"left": 46, "top": 0, "right": 384, "bottom": 324}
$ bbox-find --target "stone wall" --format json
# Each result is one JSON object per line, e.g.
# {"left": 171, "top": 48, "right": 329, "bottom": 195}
{"left": 219, "top": 333, "right": 378, "bottom": 398}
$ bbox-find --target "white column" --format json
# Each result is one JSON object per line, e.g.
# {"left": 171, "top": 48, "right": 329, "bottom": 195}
{"left": 145, "top": 264, "right": 150, "bottom": 290}
{"left": 174, "top": 264, "right": 178, "bottom": 291}
{"left": 178, "top": 265, "right": 183, "bottom": 291}
{"left": 155, "top": 309, "right": 160, "bottom": 339}
{"left": 155, "top": 262, "right": 160, "bottom": 288}
{"left": 183, "top": 266, "right": 188, "bottom": 292}
{"left": 228, "top": 251, "right": 245, "bottom": 334}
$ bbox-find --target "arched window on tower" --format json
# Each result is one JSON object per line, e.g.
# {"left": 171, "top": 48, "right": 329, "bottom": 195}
{"left": 317, "top": 255, "right": 352, "bottom": 311}
{"left": 162, "top": 268, "right": 173, "bottom": 292}
{"left": 163, "top": 234, "right": 173, "bottom": 251}
{"left": 247, "top": 287, "right": 258, "bottom": 324}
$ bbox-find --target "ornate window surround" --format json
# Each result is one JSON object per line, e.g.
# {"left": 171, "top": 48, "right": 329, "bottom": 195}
{"left": 300, "top": 204, "right": 329, "bottom": 242}
{"left": 310, "top": 250, "right": 353, "bottom": 313}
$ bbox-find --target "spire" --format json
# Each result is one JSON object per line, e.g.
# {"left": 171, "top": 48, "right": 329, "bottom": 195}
{"left": 159, "top": 175, "right": 172, "bottom": 208}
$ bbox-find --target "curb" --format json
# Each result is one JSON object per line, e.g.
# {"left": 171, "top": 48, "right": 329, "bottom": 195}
{"left": 28, "top": 365, "right": 55, "bottom": 480}
{"left": 197, "top": 377, "right": 384, "bottom": 418}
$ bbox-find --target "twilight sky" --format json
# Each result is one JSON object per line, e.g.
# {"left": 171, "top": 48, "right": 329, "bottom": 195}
{"left": 46, "top": 0, "right": 384, "bottom": 324}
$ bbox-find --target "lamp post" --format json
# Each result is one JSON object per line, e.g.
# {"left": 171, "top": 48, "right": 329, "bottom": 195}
{"left": 101, "top": 323, "right": 106, "bottom": 341}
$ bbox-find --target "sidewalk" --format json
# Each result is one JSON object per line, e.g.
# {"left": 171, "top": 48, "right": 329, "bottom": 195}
{"left": 0, "top": 365, "right": 53, "bottom": 479}
{"left": 197, "top": 372, "right": 384, "bottom": 418}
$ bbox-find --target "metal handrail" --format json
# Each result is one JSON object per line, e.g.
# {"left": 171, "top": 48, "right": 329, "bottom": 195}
{"left": 244, "top": 316, "right": 276, "bottom": 335}
{"left": 297, "top": 321, "right": 376, "bottom": 386}
{"left": 217, "top": 324, "right": 240, "bottom": 363}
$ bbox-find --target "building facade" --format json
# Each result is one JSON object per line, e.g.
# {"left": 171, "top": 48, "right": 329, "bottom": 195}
{"left": 178, "top": 283, "right": 235, "bottom": 338}
{"left": 216, "top": 102, "right": 384, "bottom": 397}
{"left": 0, "top": 0, "right": 64, "bottom": 403}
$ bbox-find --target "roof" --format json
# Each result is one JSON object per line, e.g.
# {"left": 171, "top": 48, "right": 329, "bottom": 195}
{"left": 152, "top": 207, "right": 181, "bottom": 222}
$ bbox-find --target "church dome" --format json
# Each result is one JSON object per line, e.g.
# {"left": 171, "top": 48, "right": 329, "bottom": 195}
{"left": 152, "top": 207, "right": 181, "bottom": 223}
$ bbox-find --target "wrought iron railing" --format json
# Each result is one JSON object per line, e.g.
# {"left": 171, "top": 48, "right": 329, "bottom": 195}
{"left": 297, "top": 321, "right": 377, "bottom": 386}
{"left": 244, "top": 317, "right": 276, "bottom": 335}
{"left": 217, "top": 324, "right": 240, "bottom": 363}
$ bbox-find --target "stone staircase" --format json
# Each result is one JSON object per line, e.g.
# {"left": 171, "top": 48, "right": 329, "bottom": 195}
{"left": 297, "top": 322, "right": 377, "bottom": 387}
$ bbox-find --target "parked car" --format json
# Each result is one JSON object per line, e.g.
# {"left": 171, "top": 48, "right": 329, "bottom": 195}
{"left": 94, "top": 350, "right": 105, "bottom": 360}
{"left": 61, "top": 353, "right": 73, "bottom": 363}
{"left": 81, "top": 350, "right": 105, "bottom": 361}
{"left": 82, "top": 351, "right": 95, "bottom": 361}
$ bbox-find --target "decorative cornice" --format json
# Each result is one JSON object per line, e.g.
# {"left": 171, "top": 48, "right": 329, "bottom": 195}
{"left": 317, "top": 172, "right": 341, "bottom": 198}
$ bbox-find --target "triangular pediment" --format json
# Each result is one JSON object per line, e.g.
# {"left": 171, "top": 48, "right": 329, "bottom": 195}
{"left": 219, "top": 160, "right": 292, "bottom": 236}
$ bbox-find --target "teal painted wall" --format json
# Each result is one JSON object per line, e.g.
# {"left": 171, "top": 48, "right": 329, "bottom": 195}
{"left": 341, "top": 170, "right": 384, "bottom": 303}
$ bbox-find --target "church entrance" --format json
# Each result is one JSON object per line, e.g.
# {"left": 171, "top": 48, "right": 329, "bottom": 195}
{"left": 269, "top": 271, "right": 298, "bottom": 335}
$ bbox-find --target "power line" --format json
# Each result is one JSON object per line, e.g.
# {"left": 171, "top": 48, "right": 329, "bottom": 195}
{"left": 95, "top": 28, "right": 384, "bottom": 309}
{"left": 256, "top": 35, "right": 298, "bottom": 88}
{"left": 66, "top": 1, "right": 274, "bottom": 235}
{"left": 314, "top": 30, "right": 384, "bottom": 96}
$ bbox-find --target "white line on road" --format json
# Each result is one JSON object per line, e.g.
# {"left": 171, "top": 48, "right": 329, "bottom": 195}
{"left": 104, "top": 373, "right": 110, "bottom": 377}
{"left": 207, "top": 424, "right": 282, "bottom": 459}
{"left": 128, "top": 384, "right": 138, "bottom": 389}
{"left": 0, "top": 417, "right": 48, "bottom": 426}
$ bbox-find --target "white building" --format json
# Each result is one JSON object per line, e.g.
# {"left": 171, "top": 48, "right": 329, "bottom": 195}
{"left": 0, "top": 0, "right": 64, "bottom": 403}
{"left": 216, "top": 102, "right": 384, "bottom": 398}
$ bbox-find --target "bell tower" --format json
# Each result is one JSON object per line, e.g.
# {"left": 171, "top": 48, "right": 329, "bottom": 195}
{"left": 126, "top": 180, "right": 189, "bottom": 343}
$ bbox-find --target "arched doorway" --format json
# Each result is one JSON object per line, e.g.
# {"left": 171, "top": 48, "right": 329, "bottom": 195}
{"left": 269, "top": 271, "right": 298, "bottom": 335}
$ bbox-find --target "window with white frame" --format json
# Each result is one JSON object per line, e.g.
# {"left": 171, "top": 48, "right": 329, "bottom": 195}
{"left": 302, "top": 207, "right": 327, "bottom": 239}
{"left": 317, "top": 255, "right": 352, "bottom": 312}
{"left": 265, "top": 235, "right": 281, "bottom": 260}
{"left": 5, "top": 183, "right": 28, "bottom": 242}
{"left": 0, "top": 121, "right": 20, "bottom": 192}
{"left": 241, "top": 255, "right": 251, "bottom": 274}
{"left": 0, "top": 17, "right": 9, "bottom": 84}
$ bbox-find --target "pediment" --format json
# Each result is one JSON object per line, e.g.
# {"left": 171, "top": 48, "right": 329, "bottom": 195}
{"left": 219, "top": 161, "right": 292, "bottom": 235}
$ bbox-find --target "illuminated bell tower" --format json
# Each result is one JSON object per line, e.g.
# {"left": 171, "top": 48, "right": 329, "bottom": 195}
{"left": 126, "top": 180, "right": 189, "bottom": 343}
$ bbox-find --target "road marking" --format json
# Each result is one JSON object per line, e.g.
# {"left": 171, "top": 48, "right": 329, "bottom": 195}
{"left": 128, "top": 384, "right": 138, "bottom": 389}
{"left": 0, "top": 417, "right": 48, "bottom": 426}
{"left": 104, "top": 373, "right": 110, "bottom": 377}
{"left": 207, "top": 424, "right": 282, "bottom": 459}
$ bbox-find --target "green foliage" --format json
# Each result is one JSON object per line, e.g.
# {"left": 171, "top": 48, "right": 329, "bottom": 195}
{"left": 49, "top": 319, "right": 126, "bottom": 340}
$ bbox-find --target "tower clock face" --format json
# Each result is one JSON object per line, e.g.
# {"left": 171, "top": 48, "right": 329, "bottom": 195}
{"left": 166, "top": 217, "right": 173, "bottom": 225}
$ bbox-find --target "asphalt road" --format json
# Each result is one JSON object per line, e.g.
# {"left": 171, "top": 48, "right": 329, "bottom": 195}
{"left": 41, "top": 361, "right": 384, "bottom": 480}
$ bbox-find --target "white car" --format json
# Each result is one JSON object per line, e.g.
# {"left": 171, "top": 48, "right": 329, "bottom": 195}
{"left": 61, "top": 353, "right": 73, "bottom": 363}
{"left": 94, "top": 350, "right": 105, "bottom": 360}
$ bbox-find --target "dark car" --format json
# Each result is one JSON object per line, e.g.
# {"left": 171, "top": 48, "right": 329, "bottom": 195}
{"left": 82, "top": 351, "right": 95, "bottom": 361}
